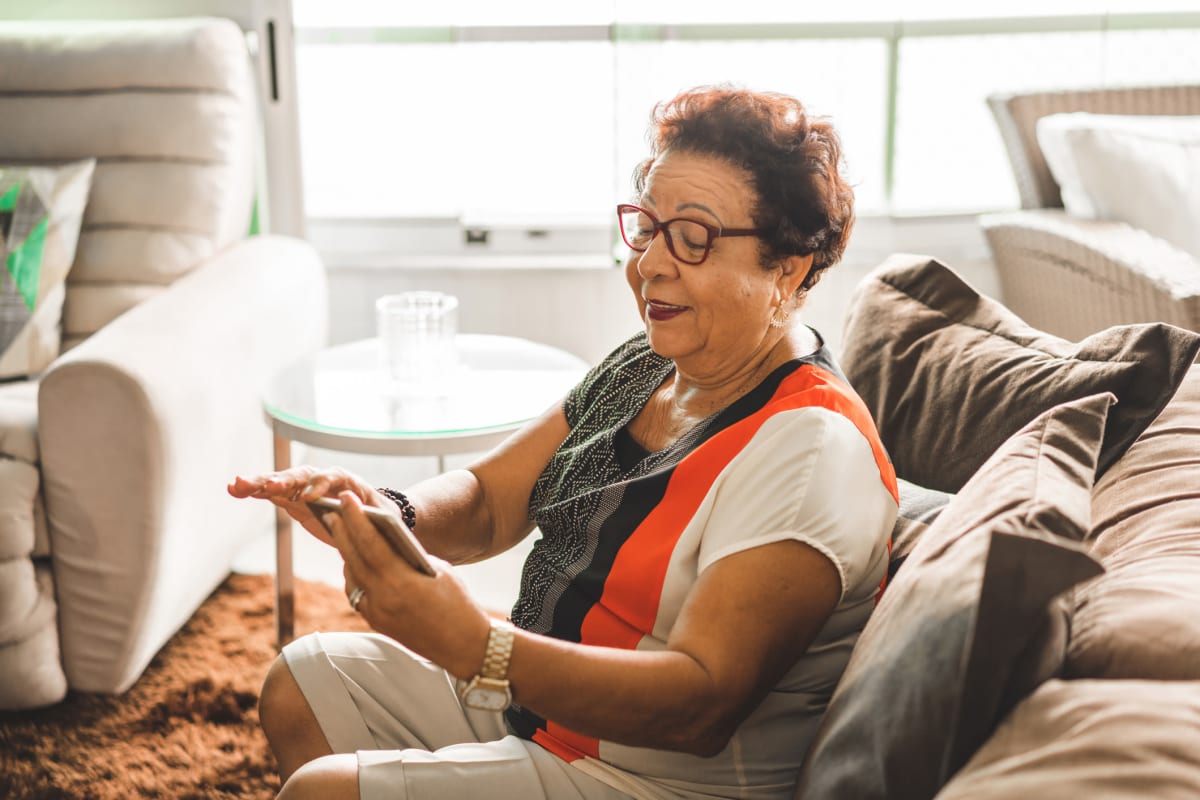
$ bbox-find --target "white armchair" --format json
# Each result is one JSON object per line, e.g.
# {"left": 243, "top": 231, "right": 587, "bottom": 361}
{"left": 982, "top": 85, "right": 1200, "bottom": 341}
{"left": 0, "top": 10, "right": 326, "bottom": 707}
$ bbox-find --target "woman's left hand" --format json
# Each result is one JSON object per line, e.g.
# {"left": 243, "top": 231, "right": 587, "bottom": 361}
{"left": 325, "top": 490, "right": 492, "bottom": 679}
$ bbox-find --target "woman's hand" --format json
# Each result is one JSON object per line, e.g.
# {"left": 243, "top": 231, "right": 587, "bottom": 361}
{"left": 226, "top": 466, "right": 396, "bottom": 548}
{"left": 328, "top": 491, "right": 491, "bottom": 677}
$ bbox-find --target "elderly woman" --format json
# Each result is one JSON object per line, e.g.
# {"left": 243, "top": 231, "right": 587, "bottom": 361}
{"left": 229, "top": 85, "right": 897, "bottom": 799}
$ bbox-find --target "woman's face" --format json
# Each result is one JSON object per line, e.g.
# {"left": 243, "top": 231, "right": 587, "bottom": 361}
{"left": 624, "top": 149, "right": 790, "bottom": 379}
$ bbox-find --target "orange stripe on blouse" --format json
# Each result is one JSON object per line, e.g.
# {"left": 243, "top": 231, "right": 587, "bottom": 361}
{"left": 534, "top": 725, "right": 599, "bottom": 761}
{"left": 536, "top": 364, "right": 898, "bottom": 760}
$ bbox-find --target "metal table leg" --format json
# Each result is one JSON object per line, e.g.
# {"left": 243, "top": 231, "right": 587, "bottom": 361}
{"left": 274, "top": 433, "right": 295, "bottom": 649}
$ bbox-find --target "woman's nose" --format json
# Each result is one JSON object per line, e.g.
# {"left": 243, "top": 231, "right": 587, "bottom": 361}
{"left": 635, "top": 233, "right": 677, "bottom": 279}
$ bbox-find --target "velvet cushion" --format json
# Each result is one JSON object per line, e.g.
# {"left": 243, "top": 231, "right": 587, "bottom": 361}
{"left": 840, "top": 254, "right": 1200, "bottom": 494}
{"left": 935, "top": 679, "right": 1200, "bottom": 800}
{"left": 0, "top": 160, "right": 94, "bottom": 378}
{"left": 793, "top": 393, "right": 1108, "bottom": 800}
{"left": 1067, "top": 364, "right": 1200, "bottom": 680}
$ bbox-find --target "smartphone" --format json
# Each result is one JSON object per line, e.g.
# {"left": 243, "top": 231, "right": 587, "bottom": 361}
{"left": 306, "top": 496, "right": 436, "bottom": 576}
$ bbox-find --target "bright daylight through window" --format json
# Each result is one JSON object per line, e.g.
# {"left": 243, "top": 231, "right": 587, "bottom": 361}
{"left": 291, "top": 0, "right": 1200, "bottom": 260}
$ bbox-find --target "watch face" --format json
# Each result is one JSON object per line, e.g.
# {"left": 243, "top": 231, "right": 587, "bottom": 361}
{"left": 463, "top": 685, "right": 511, "bottom": 711}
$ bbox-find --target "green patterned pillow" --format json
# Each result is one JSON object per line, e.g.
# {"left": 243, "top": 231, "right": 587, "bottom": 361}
{"left": 0, "top": 160, "right": 95, "bottom": 379}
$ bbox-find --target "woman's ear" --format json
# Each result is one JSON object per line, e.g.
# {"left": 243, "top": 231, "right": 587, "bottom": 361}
{"left": 778, "top": 253, "right": 814, "bottom": 299}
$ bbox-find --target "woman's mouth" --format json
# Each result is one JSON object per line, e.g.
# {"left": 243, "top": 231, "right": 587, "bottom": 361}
{"left": 646, "top": 300, "right": 689, "bottom": 322}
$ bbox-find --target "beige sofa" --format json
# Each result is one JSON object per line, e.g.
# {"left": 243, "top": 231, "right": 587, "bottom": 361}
{"left": 0, "top": 16, "right": 326, "bottom": 708}
{"left": 794, "top": 253, "right": 1200, "bottom": 799}
{"left": 981, "top": 85, "right": 1200, "bottom": 341}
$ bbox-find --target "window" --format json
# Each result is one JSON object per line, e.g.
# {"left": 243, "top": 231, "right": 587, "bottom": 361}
{"left": 292, "top": 1, "right": 1200, "bottom": 259}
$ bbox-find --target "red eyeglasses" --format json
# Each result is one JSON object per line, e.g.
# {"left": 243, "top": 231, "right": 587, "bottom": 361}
{"left": 617, "top": 203, "right": 768, "bottom": 266}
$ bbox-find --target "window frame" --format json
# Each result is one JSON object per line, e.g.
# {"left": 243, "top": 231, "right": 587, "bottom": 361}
{"left": 294, "top": 8, "right": 1200, "bottom": 264}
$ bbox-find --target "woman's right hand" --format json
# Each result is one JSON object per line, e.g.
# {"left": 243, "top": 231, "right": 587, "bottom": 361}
{"left": 227, "top": 466, "right": 391, "bottom": 548}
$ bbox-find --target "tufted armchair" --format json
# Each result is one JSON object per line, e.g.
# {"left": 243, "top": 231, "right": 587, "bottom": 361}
{"left": 0, "top": 7, "right": 326, "bottom": 708}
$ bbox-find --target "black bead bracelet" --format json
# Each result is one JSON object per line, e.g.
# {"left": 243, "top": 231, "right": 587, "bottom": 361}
{"left": 378, "top": 487, "right": 417, "bottom": 532}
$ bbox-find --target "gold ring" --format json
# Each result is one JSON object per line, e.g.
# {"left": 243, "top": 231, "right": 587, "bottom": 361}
{"left": 348, "top": 586, "right": 366, "bottom": 611}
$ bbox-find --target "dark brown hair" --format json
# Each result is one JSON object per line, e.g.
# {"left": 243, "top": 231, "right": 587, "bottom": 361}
{"left": 634, "top": 85, "right": 854, "bottom": 290}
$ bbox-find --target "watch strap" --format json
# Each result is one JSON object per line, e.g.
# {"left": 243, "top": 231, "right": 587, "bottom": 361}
{"left": 480, "top": 620, "right": 515, "bottom": 680}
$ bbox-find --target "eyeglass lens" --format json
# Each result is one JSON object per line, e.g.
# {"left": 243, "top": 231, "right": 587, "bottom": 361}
{"left": 619, "top": 207, "right": 712, "bottom": 265}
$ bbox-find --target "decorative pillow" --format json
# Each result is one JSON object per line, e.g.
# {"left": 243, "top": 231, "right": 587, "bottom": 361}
{"left": 1067, "top": 364, "right": 1200, "bottom": 681}
{"left": 0, "top": 159, "right": 95, "bottom": 379}
{"left": 1037, "top": 112, "right": 1200, "bottom": 259}
{"left": 935, "top": 679, "right": 1200, "bottom": 800}
{"left": 794, "top": 393, "right": 1108, "bottom": 800}
{"left": 840, "top": 254, "right": 1200, "bottom": 494}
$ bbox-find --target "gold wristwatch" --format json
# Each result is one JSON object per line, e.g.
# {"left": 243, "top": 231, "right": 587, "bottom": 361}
{"left": 460, "top": 620, "right": 515, "bottom": 711}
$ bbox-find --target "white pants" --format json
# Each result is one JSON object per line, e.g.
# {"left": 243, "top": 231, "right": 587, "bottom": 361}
{"left": 283, "top": 631, "right": 635, "bottom": 800}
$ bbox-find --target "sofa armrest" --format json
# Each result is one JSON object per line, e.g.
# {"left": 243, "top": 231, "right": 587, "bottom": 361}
{"left": 38, "top": 235, "right": 327, "bottom": 693}
{"left": 981, "top": 209, "right": 1200, "bottom": 340}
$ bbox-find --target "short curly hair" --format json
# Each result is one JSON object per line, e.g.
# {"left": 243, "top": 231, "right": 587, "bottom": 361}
{"left": 633, "top": 85, "right": 854, "bottom": 291}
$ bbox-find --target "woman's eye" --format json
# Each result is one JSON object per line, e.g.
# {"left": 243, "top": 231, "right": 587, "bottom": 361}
{"left": 677, "top": 225, "right": 708, "bottom": 252}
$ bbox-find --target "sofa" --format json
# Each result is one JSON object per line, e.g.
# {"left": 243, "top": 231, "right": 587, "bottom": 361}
{"left": 0, "top": 14, "right": 326, "bottom": 709}
{"left": 981, "top": 84, "right": 1200, "bottom": 341}
{"left": 794, "top": 253, "right": 1200, "bottom": 799}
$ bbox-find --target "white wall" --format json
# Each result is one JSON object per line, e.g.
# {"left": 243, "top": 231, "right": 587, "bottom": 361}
{"left": 327, "top": 263, "right": 641, "bottom": 366}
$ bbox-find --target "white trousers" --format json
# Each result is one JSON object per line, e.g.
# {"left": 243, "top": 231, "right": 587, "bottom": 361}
{"left": 283, "top": 631, "right": 636, "bottom": 800}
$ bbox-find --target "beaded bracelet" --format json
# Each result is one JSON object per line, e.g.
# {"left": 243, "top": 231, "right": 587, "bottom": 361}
{"left": 377, "top": 487, "right": 417, "bottom": 532}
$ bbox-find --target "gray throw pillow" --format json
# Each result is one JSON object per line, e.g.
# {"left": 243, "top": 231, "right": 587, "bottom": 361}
{"left": 890, "top": 478, "right": 953, "bottom": 580}
{"left": 840, "top": 254, "right": 1200, "bottom": 494}
{"left": 794, "top": 393, "right": 1110, "bottom": 800}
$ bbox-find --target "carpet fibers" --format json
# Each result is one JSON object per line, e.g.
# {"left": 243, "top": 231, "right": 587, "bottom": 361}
{"left": 0, "top": 574, "right": 369, "bottom": 799}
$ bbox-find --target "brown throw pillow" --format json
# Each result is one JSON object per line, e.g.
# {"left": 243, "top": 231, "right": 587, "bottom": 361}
{"left": 840, "top": 254, "right": 1200, "bottom": 494}
{"left": 935, "top": 679, "right": 1200, "bottom": 800}
{"left": 1067, "top": 364, "right": 1200, "bottom": 680}
{"left": 794, "top": 393, "right": 1108, "bottom": 800}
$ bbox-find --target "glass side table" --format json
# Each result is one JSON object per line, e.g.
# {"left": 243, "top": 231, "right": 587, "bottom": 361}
{"left": 262, "top": 334, "right": 588, "bottom": 646}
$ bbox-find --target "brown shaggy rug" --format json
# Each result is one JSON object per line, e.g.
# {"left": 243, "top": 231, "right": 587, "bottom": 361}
{"left": 0, "top": 573, "right": 369, "bottom": 799}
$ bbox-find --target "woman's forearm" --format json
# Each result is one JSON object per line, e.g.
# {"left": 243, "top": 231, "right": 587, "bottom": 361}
{"left": 396, "top": 403, "right": 570, "bottom": 566}
{"left": 496, "top": 632, "right": 738, "bottom": 757}
{"left": 398, "top": 468, "right": 507, "bottom": 564}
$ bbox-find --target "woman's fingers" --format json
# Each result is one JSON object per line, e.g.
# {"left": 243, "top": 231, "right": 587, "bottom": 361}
{"left": 328, "top": 492, "right": 394, "bottom": 581}
{"left": 226, "top": 475, "right": 261, "bottom": 497}
{"left": 229, "top": 466, "right": 365, "bottom": 502}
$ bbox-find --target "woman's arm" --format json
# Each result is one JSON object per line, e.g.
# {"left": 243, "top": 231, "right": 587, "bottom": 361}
{"left": 501, "top": 538, "right": 841, "bottom": 755}
{"left": 330, "top": 491, "right": 841, "bottom": 757}
{"left": 228, "top": 400, "right": 570, "bottom": 565}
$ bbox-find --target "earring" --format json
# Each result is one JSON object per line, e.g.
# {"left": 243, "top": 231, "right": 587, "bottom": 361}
{"left": 770, "top": 303, "right": 791, "bottom": 329}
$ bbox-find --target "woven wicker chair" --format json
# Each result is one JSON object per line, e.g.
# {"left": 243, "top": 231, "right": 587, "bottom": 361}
{"left": 982, "top": 85, "right": 1200, "bottom": 340}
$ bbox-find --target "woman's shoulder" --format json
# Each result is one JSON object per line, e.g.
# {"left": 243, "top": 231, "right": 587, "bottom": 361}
{"left": 578, "top": 332, "right": 667, "bottom": 393}
{"left": 564, "top": 331, "right": 669, "bottom": 427}
{"left": 602, "top": 331, "right": 659, "bottom": 370}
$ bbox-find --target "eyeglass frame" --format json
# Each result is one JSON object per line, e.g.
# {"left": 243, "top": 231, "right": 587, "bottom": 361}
{"left": 616, "top": 203, "right": 769, "bottom": 266}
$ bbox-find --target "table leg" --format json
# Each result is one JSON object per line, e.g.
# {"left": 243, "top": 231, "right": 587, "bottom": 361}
{"left": 274, "top": 433, "right": 295, "bottom": 649}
